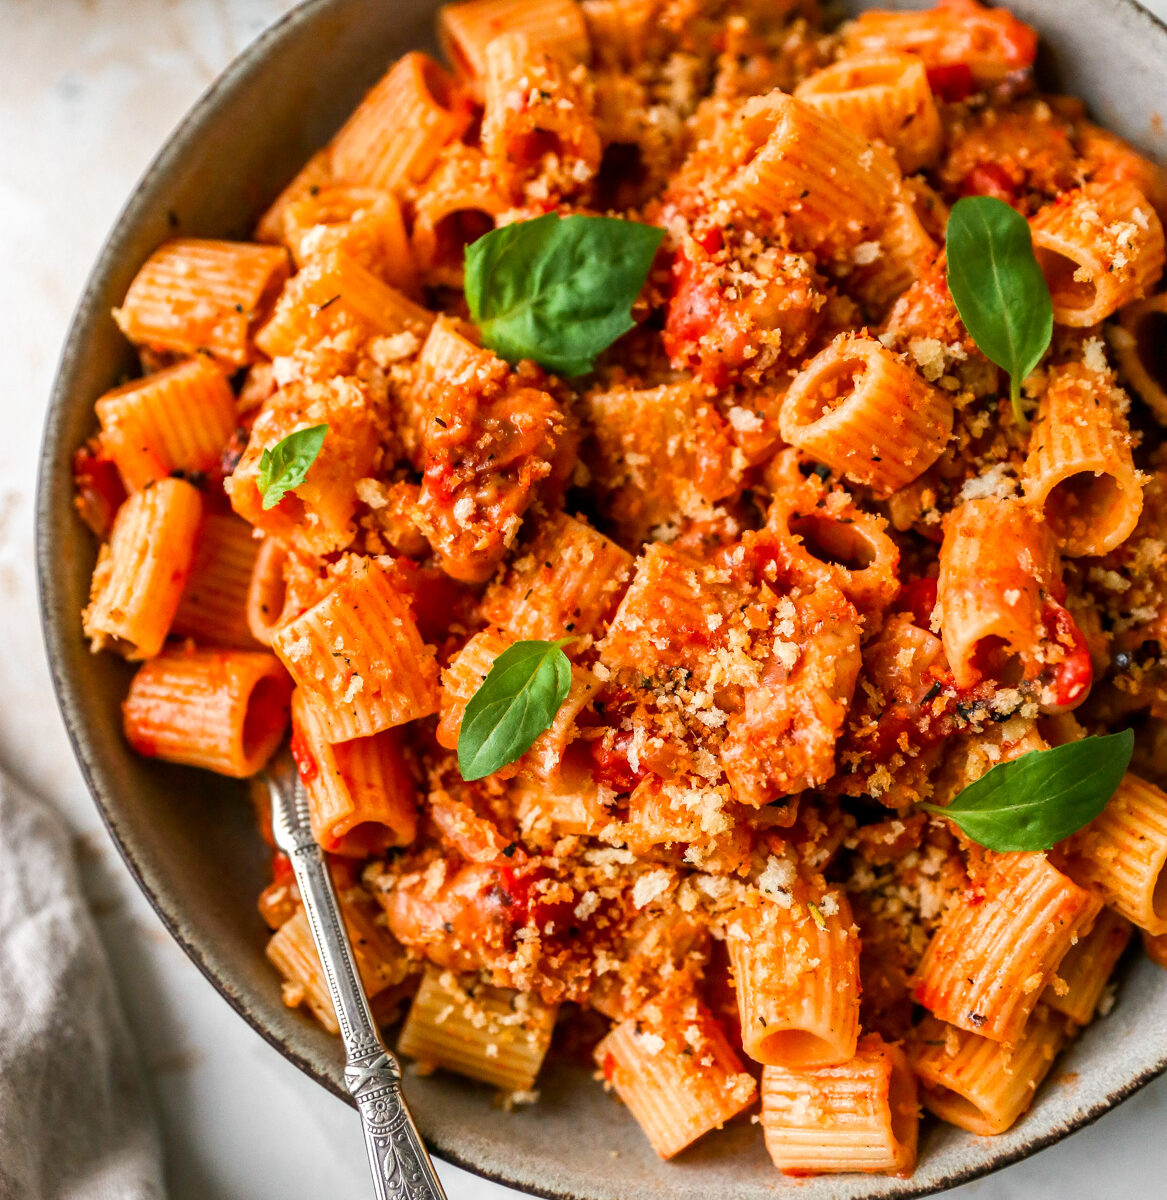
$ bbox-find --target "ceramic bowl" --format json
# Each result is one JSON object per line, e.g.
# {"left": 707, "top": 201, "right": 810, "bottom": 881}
{"left": 36, "top": 1, "right": 1167, "bottom": 1196}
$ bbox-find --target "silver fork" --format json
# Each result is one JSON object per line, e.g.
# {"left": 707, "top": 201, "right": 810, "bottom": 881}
{"left": 265, "top": 749, "right": 446, "bottom": 1200}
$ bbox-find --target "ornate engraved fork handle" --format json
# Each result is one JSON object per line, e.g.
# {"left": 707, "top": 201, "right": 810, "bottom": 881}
{"left": 348, "top": 1061, "right": 447, "bottom": 1200}
{"left": 268, "top": 757, "right": 447, "bottom": 1200}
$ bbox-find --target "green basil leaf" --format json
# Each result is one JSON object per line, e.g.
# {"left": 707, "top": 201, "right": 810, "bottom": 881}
{"left": 920, "top": 729, "right": 1133, "bottom": 851}
{"left": 464, "top": 213, "right": 665, "bottom": 376}
{"left": 256, "top": 424, "right": 329, "bottom": 510}
{"left": 945, "top": 195, "right": 1053, "bottom": 427}
{"left": 458, "top": 638, "right": 574, "bottom": 780}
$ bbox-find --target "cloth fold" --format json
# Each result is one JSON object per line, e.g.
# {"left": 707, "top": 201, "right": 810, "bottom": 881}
{"left": 0, "top": 772, "right": 165, "bottom": 1200}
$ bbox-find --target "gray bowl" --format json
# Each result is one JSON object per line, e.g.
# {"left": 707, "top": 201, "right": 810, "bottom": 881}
{"left": 36, "top": 1, "right": 1167, "bottom": 1196}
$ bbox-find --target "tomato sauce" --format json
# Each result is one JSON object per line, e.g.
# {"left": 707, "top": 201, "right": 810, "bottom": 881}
{"left": 289, "top": 728, "right": 318, "bottom": 785}
{"left": 927, "top": 63, "right": 976, "bottom": 102}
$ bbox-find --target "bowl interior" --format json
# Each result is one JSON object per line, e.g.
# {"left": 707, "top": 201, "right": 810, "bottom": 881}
{"left": 38, "top": 2, "right": 1167, "bottom": 1198}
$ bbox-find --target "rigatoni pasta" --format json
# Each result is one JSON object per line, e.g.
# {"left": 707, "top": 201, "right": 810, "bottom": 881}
{"left": 398, "top": 965, "right": 558, "bottom": 1091}
{"left": 1023, "top": 358, "right": 1143, "bottom": 556}
{"left": 330, "top": 52, "right": 470, "bottom": 193}
{"left": 95, "top": 357, "right": 236, "bottom": 491}
{"left": 839, "top": 0, "right": 1038, "bottom": 86}
{"left": 1112, "top": 292, "right": 1167, "bottom": 423}
{"left": 291, "top": 689, "right": 419, "bottom": 855}
{"left": 481, "top": 513, "right": 633, "bottom": 643}
{"left": 1043, "top": 906, "right": 1132, "bottom": 1025}
{"left": 909, "top": 1008, "right": 1067, "bottom": 1136}
{"left": 761, "top": 1035, "right": 918, "bottom": 1175}
{"left": 764, "top": 450, "right": 902, "bottom": 615}
{"left": 254, "top": 247, "right": 433, "bottom": 360}
{"left": 778, "top": 332, "right": 953, "bottom": 494}
{"left": 1061, "top": 773, "right": 1167, "bottom": 936}
{"left": 912, "top": 852, "right": 1101, "bottom": 1044}
{"left": 245, "top": 536, "right": 298, "bottom": 647}
{"left": 272, "top": 559, "right": 439, "bottom": 742}
{"left": 410, "top": 145, "right": 511, "bottom": 287}
{"left": 1030, "top": 181, "right": 1165, "bottom": 326}
{"left": 171, "top": 513, "right": 262, "bottom": 648}
{"left": 280, "top": 186, "right": 415, "bottom": 292}
{"left": 582, "top": 381, "right": 740, "bottom": 541}
{"left": 83, "top": 477, "right": 203, "bottom": 659}
{"left": 254, "top": 149, "right": 332, "bottom": 245}
{"left": 726, "top": 886, "right": 860, "bottom": 1068}
{"left": 480, "top": 31, "right": 601, "bottom": 200}
{"left": 721, "top": 92, "right": 901, "bottom": 255}
{"left": 1145, "top": 931, "right": 1167, "bottom": 970}
{"left": 595, "top": 985, "right": 756, "bottom": 1158}
{"left": 936, "top": 496, "right": 1060, "bottom": 691}
{"left": 113, "top": 238, "right": 290, "bottom": 366}
{"left": 794, "top": 53, "right": 942, "bottom": 174}
{"left": 439, "top": 0, "right": 590, "bottom": 97}
{"left": 846, "top": 197, "right": 938, "bottom": 318}
{"left": 122, "top": 648, "right": 291, "bottom": 777}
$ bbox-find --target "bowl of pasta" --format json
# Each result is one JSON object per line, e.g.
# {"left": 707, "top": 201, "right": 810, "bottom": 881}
{"left": 38, "top": 0, "right": 1167, "bottom": 1194}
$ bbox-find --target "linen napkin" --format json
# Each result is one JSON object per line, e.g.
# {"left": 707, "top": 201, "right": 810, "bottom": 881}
{"left": 0, "top": 771, "right": 165, "bottom": 1200}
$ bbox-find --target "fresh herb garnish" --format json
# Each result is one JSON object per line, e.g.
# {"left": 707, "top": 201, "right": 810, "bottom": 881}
{"left": 945, "top": 195, "right": 1053, "bottom": 428}
{"left": 256, "top": 424, "right": 328, "bottom": 510}
{"left": 920, "top": 729, "right": 1133, "bottom": 851}
{"left": 464, "top": 213, "right": 665, "bottom": 376}
{"left": 458, "top": 638, "right": 573, "bottom": 780}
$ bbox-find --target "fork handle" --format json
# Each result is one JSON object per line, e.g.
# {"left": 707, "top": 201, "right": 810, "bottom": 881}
{"left": 347, "top": 1056, "right": 448, "bottom": 1200}
{"left": 285, "top": 828, "right": 447, "bottom": 1200}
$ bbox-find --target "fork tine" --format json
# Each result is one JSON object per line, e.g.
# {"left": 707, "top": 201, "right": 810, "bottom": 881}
{"left": 264, "top": 745, "right": 314, "bottom": 855}
{"left": 262, "top": 744, "right": 297, "bottom": 795}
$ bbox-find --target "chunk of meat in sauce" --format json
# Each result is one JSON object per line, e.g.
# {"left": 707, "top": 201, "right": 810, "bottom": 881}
{"left": 719, "top": 552, "right": 863, "bottom": 805}
{"left": 663, "top": 228, "right": 825, "bottom": 388}
{"left": 416, "top": 375, "right": 576, "bottom": 582}
{"left": 380, "top": 857, "right": 526, "bottom": 973}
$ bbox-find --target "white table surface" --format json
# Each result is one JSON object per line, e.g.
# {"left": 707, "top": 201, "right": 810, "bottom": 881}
{"left": 3, "top": 1, "right": 1166, "bottom": 1196}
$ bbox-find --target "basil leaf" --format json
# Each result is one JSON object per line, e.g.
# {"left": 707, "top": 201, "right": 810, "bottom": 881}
{"left": 464, "top": 213, "right": 665, "bottom": 376}
{"left": 256, "top": 424, "right": 328, "bottom": 510}
{"left": 920, "top": 729, "right": 1133, "bottom": 851}
{"left": 945, "top": 196, "right": 1053, "bottom": 427}
{"left": 458, "top": 638, "right": 573, "bottom": 780}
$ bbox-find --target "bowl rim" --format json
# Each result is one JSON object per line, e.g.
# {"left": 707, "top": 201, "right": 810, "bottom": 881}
{"left": 35, "top": 0, "right": 1167, "bottom": 1196}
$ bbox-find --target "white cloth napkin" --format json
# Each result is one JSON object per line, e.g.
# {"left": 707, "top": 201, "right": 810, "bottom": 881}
{"left": 0, "top": 772, "right": 165, "bottom": 1200}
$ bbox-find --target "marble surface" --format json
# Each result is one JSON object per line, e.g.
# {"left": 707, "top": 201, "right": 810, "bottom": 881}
{"left": 3, "top": 2, "right": 1167, "bottom": 1197}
